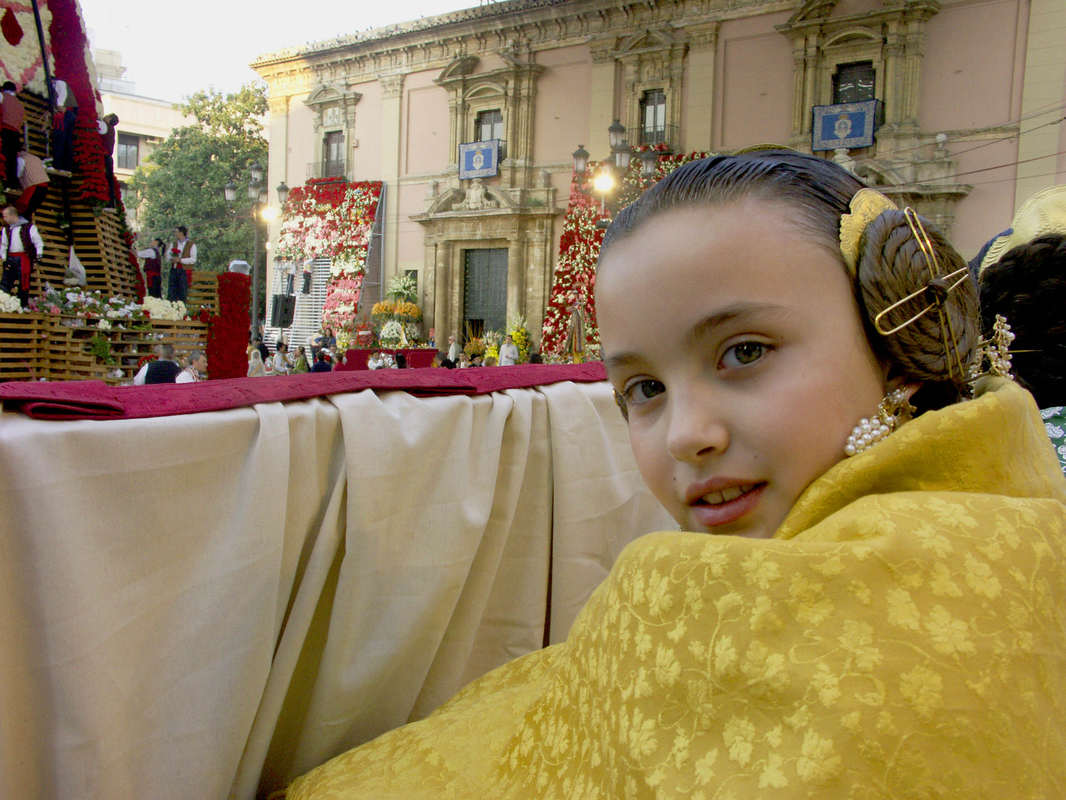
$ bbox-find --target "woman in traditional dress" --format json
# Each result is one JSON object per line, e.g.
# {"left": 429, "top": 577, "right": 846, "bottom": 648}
{"left": 286, "top": 151, "right": 1066, "bottom": 799}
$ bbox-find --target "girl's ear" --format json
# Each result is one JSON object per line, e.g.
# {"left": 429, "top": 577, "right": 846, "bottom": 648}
{"left": 881, "top": 361, "right": 921, "bottom": 402}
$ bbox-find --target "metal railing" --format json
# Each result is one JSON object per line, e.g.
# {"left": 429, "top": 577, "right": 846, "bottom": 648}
{"left": 306, "top": 160, "right": 349, "bottom": 180}
{"left": 637, "top": 124, "right": 679, "bottom": 149}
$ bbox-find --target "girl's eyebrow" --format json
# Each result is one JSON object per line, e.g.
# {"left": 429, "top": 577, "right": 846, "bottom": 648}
{"left": 686, "top": 302, "right": 791, "bottom": 345}
{"left": 604, "top": 302, "right": 790, "bottom": 372}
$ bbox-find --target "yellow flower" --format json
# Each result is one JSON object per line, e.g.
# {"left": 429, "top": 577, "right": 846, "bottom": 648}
{"left": 963, "top": 553, "right": 1001, "bottom": 599}
{"left": 924, "top": 605, "right": 975, "bottom": 656}
{"left": 723, "top": 716, "right": 756, "bottom": 766}
{"left": 758, "top": 753, "right": 789, "bottom": 789}
{"left": 885, "top": 586, "right": 921, "bottom": 630}
{"left": 694, "top": 748, "right": 719, "bottom": 785}
{"left": 654, "top": 644, "right": 681, "bottom": 687}
{"left": 899, "top": 663, "right": 943, "bottom": 719}
{"left": 796, "top": 730, "right": 842, "bottom": 784}
{"left": 741, "top": 550, "right": 782, "bottom": 589}
{"left": 838, "top": 619, "right": 882, "bottom": 671}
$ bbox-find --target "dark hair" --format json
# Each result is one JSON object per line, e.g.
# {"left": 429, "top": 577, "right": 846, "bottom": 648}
{"left": 153, "top": 237, "right": 164, "bottom": 248}
{"left": 1, "top": 82, "right": 15, "bottom": 92}
{"left": 601, "top": 150, "right": 978, "bottom": 409}
{"left": 395, "top": 353, "right": 407, "bottom": 369}
{"left": 979, "top": 234, "right": 1066, "bottom": 407}
{"left": 176, "top": 225, "right": 188, "bottom": 236}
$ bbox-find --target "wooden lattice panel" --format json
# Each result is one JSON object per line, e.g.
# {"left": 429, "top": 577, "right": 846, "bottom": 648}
{"left": 0, "top": 313, "right": 45, "bottom": 381}
{"left": 186, "top": 271, "right": 219, "bottom": 314}
{"left": 0, "top": 314, "right": 208, "bottom": 384}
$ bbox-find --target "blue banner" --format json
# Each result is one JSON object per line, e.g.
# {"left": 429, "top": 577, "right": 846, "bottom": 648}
{"left": 459, "top": 140, "right": 500, "bottom": 179}
{"left": 811, "top": 100, "right": 880, "bottom": 151}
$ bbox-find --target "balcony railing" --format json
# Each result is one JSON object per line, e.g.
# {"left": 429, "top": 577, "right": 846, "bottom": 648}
{"left": 637, "top": 124, "right": 679, "bottom": 149}
{"left": 306, "top": 160, "right": 349, "bottom": 180}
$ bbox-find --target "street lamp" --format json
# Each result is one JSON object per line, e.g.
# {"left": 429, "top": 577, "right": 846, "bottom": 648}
{"left": 639, "top": 148, "right": 659, "bottom": 183}
{"left": 571, "top": 144, "right": 589, "bottom": 177}
{"left": 224, "top": 165, "right": 268, "bottom": 338}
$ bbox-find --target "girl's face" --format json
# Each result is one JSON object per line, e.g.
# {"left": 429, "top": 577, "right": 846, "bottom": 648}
{"left": 597, "top": 199, "right": 886, "bottom": 538}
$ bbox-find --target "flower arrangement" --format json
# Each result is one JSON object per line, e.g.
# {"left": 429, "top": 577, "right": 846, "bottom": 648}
{"left": 0, "top": 290, "right": 22, "bottom": 313}
{"left": 379, "top": 319, "right": 404, "bottom": 348}
{"left": 394, "top": 301, "right": 422, "bottom": 322}
{"left": 541, "top": 152, "right": 709, "bottom": 359}
{"left": 28, "top": 285, "right": 152, "bottom": 323}
{"left": 141, "top": 296, "right": 189, "bottom": 321}
{"left": 89, "top": 332, "right": 115, "bottom": 364}
{"left": 386, "top": 273, "right": 418, "bottom": 303}
{"left": 463, "top": 337, "right": 486, "bottom": 359}
{"left": 277, "top": 179, "right": 381, "bottom": 351}
{"left": 371, "top": 299, "right": 396, "bottom": 323}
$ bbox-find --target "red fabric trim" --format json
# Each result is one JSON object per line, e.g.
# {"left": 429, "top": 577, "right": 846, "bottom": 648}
{"left": 0, "top": 363, "right": 609, "bottom": 421}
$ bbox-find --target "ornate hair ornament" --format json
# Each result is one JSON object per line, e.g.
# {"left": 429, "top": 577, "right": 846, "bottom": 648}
{"left": 967, "top": 314, "right": 1015, "bottom": 385}
{"left": 871, "top": 207, "right": 971, "bottom": 385}
{"left": 839, "top": 188, "right": 899, "bottom": 275}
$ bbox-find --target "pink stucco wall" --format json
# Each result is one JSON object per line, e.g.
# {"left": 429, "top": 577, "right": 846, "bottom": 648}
{"left": 404, "top": 69, "right": 449, "bottom": 176}
{"left": 350, "top": 80, "right": 383, "bottom": 184}
{"left": 533, "top": 45, "right": 591, "bottom": 164}
{"left": 715, "top": 12, "right": 794, "bottom": 150}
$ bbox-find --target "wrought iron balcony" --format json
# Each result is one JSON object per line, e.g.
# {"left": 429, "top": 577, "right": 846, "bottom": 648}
{"left": 306, "top": 160, "right": 349, "bottom": 180}
{"left": 637, "top": 124, "right": 679, "bottom": 149}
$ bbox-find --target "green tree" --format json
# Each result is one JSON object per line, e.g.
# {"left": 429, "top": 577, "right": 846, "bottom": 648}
{"left": 129, "top": 84, "right": 269, "bottom": 275}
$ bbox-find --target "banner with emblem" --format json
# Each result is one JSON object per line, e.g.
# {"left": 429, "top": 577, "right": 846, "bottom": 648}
{"left": 811, "top": 100, "right": 881, "bottom": 151}
{"left": 459, "top": 140, "right": 500, "bottom": 180}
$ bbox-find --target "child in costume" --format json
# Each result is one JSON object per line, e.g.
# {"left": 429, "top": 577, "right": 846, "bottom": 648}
{"left": 286, "top": 152, "right": 1066, "bottom": 799}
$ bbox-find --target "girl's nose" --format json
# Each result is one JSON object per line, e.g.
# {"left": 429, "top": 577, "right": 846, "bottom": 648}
{"left": 665, "top": 386, "right": 730, "bottom": 463}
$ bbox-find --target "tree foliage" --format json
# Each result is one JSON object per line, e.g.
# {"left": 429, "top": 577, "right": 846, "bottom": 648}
{"left": 129, "top": 84, "right": 269, "bottom": 273}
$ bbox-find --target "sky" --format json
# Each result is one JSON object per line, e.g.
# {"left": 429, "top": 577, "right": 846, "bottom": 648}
{"left": 78, "top": 0, "right": 487, "bottom": 102}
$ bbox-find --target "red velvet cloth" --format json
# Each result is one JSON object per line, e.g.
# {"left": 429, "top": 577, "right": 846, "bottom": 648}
{"left": 0, "top": 363, "right": 608, "bottom": 420}
{"left": 337, "top": 348, "right": 438, "bottom": 370}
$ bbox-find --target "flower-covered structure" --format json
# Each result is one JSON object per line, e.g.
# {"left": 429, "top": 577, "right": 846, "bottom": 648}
{"left": 540, "top": 151, "right": 711, "bottom": 360}
{"left": 276, "top": 178, "right": 382, "bottom": 351}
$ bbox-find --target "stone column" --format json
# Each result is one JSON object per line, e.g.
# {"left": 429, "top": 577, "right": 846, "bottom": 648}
{"left": 379, "top": 73, "right": 405, "bottom": 289}
{"left": 588, "top": 43, "right": 616, "bottom": 159}
{"left": 507, "top": 236, "right": 524, "bottom": 324}
{"left": 266, "top": 94, "right": 290, "bottom": 308}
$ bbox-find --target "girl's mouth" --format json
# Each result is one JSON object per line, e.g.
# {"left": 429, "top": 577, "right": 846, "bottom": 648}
{"left": 688, "top": 482, "right": 767, "bottom": 529}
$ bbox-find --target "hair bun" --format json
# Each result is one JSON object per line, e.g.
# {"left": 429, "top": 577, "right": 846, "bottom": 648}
{"left": 855, "top": 209, "right": 979, "bottom": 396}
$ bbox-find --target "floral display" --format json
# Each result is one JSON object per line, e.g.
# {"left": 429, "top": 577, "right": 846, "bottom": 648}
{"left": 379, "top": 319, "right": 404, "bottom": 348}
{"left": 0, "top": 289, "right": 21, "bottom": 313}
{"left": 28, "top": 284, "right": 151, "bottom": 323}
{"left": 276, "top": 178, "right": 382, "bottom": 352}
{"left": 141, "top": 295, "right": 189, "bottom": 321}
{"left": 0, "top": 0, "right": 53, "bottom": 95}
{"left": 541, "top": 152, "right": 710, "bottom": 359}
{"left": 206, "top": 272, "right": 250, "bottom": 379}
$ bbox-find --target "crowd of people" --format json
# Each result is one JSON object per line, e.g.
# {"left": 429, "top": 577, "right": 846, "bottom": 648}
{"left": 131, "top": 344, "right": 207, "bottom": 384}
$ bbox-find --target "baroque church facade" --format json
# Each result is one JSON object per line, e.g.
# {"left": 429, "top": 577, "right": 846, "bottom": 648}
{"left": 253, "top": 0, "right": 1065, "bottom": 345}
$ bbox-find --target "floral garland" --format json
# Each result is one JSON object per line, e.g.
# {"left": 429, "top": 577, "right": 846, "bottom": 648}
{"left": 206, "top": 272, "right": 250, "bottom": 379}
{"left": 48, "top": 0, "right": 110, "bottom": 206}
{"left": 540, "top": 152, "right": 711, "bottom": 359}
{"left": 0, "top": 0, "right": 53, "bottom": 94}
{"left": 28, "top": 284, "right": 154, "bottom": 322}
{"left": 277, "top": 178, "right": 381, "bottom": 351}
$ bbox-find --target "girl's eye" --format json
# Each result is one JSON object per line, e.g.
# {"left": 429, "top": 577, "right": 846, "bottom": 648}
{"left": 720, "top": 341, "right": 769, "bottom": 369}
{"left": 623, "top": 378, "right": 665, "bottom": 405}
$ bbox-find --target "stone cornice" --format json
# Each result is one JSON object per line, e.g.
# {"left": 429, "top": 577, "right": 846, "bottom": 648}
{"left": 252, "top": 0, "right": 791, "bottom": 94}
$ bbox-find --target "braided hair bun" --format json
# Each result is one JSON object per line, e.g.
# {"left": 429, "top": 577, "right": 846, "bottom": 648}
{"left": 855, "top": 209, "right": 979, "bottom": 407}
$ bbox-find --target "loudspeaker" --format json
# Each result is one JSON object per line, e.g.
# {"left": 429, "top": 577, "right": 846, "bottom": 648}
{"left": 271, "top": 294, "right": 296, "bottom": 327}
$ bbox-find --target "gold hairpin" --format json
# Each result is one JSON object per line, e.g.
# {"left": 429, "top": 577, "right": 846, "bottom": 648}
{"left": 968, "top": 314, "right": 1015, "bottom": 385}
{"left": 871, "top": 208, "right": 969, "bottom": 384}
{"left": 839, "top": 188, "right": 898, "bottom": 275}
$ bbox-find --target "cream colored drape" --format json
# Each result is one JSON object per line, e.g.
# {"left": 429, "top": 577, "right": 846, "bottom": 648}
{"left": 0, "top": 381, "right": 672, "bottom": 800}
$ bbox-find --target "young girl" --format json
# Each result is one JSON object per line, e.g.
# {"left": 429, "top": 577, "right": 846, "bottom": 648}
{"left": 286, "top": 152, "right": 1066, "bottom": 798}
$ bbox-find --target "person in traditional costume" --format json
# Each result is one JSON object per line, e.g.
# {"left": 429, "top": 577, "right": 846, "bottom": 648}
{"left": 563, "top": 295, "right": 586, "bottom": 363}
{"left": 976, "top": 186, "right": 1066, "bottom": 471}
{"left": 97, "top": 112, "right": 120, "bottom": 209}
{"left": 135, "top": 237, "right": 166, "bottom": 298}
{"left": 48, "top": 78, "right": 77, "bottom": 174}
{"left": 168, "top": 225, "right": 196, "bottom": 302}
{"left": 286, "top": 152, "right": 1066, "bottom": 800}
{"left": 14, "top": 150, "right": 48, "bottom": 221}
{"left": 0, "top": 81, "right": 23, "bottom": 190}
{"left": 0, "top": 204, "right": 43, "bottom": 307}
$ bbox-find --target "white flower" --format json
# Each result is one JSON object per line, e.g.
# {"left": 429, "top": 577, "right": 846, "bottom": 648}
{"left": 0, "top": 290, "right": 22, "bottom": 313}
{"left": 97, "top": 319, "right": 111, "bottom": 330}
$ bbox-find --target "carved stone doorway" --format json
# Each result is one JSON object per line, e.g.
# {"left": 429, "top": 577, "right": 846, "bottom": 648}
{"left": 462, "top": 248, "right": 508, "bottom": 338}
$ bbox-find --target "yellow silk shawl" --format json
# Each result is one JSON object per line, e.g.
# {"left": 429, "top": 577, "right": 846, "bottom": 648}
{"left": 289, "top": 379, "right": 1066, "bottom": 799}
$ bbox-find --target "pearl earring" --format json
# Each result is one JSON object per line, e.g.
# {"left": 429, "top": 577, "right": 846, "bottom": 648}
{"left": 844, "top": 388, "right": 915, "bottom": 457}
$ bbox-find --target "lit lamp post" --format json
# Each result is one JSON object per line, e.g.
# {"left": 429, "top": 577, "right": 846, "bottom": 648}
{"left": 224, "top": 161, "right": 289, "bottom": 337}
{"left": 573, "top": 119, "right": 633, "bottom": 226}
